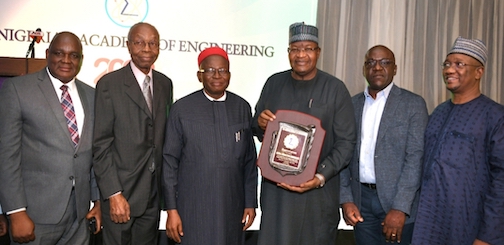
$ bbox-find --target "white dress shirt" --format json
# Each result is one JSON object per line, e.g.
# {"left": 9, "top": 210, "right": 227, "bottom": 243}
{"left": 203, "top": 90, "right": 227, "bottom": 101}
{"left": 359, "top": 82, "right": 394, "bottom": 184}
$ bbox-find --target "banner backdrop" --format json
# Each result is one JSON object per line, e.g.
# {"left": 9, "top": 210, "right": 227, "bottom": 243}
{"left": 0, "top": 0, "right": 318, "bottom": 230}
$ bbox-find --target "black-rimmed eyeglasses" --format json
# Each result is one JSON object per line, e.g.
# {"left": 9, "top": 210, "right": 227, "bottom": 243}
{"left": 364, "top": 59, "right": 394, "bottom": 68}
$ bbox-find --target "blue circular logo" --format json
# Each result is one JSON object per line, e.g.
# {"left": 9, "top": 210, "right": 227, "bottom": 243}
{"left": 105, "top": 0, "right": 149, "bottom": 28}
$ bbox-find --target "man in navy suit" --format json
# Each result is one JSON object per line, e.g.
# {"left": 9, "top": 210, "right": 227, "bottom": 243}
{"left": 0, "top": 32, "right": 101, "bottom": 244}
{"left": 340, "top": 45, "right": 428, "bottom": 245}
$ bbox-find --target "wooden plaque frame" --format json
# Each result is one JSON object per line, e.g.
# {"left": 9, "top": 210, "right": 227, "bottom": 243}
{"left": 257, "top": 110, "right": 325, "bottom": 186}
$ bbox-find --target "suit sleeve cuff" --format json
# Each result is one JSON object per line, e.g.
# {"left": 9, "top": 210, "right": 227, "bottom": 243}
{"left": 6, "top": 207, "right": 26, "bottom": 215}
{"left": 315, "top": 173, "right": 326, "bottom": 187}
{"left": 108, "top": 191, "right": 122, "bottom": 199}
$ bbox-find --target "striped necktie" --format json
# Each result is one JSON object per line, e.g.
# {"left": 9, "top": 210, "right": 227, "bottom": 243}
{"left": 60, "top": 85, "right": 79, "bottom": 147}
{"left": 143, "top": 76, "right": 153, "bottom": 113}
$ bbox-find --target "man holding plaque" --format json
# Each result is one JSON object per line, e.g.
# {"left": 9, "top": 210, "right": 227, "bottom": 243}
{"left": 163, "top": 47, "right": 258, "bottom": 244}
{"left": 339, "top": 45, "right": 428, "bottom": 245}
{"left": 252, "top": 22, "right": 356, "bottom": 245}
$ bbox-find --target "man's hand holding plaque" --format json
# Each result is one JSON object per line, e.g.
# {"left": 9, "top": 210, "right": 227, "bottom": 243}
{"left": 257, "top": 110, "right": 326, "bottom": 189}
{"left": 277, "top": 177, "right": 322, "bottom": 193}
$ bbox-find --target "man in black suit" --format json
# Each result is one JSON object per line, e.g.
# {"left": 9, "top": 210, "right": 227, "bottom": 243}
{"left": 92, "top": 22, "right": 173, "bottom": 245}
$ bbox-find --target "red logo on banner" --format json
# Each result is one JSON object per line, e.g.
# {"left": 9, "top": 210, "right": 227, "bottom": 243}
{"left": 29, "top": 30, "right": 43, "bottom": 43}
{"left": 94, "top": 58, "right": 157, "bottom": 84}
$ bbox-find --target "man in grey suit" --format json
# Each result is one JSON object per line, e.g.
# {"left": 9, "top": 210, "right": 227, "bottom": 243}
{"left": 340, "top": 45, "right": 428, "bottom": 245}
{"left": 0, "top": 32, "right": 101, "bottom": 244}
{"left": 93, "top": 22, "right": 173, "bottom": 244}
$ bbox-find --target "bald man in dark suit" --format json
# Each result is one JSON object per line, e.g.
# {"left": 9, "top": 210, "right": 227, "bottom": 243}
{"left": 93, "top": 22, "right": 173, "bottom": 245}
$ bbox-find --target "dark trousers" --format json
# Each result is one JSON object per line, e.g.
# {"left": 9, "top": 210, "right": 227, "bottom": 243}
{"left": 101, "top": 175, "right": 159, "bottom": 245}
{"left": 354, "top": 185, "right": 414, "bottom": 245}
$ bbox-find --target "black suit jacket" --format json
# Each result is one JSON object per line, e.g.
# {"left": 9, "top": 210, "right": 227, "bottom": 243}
{"left": 93, "top": 63, "right": 173, "bottom": 216}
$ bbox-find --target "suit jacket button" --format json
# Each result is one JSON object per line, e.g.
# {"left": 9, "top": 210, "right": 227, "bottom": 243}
{"left": 74, "top": 154, "right": 78, "bottom": 158}
{"left": 69, "top": 176, "right": 74, "bottom": 180}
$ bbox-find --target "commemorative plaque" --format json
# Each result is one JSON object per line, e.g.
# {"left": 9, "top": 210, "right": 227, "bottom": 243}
{"left": 257, "top": 110, "right": 325, "bottom": 186}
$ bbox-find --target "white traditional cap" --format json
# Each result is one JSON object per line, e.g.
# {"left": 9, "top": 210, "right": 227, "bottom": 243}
{"left": 448, "top": 36, "right": 488, "bottom": 66}
{"left": 289, "top": 22, "right": 318, "bottom": 44}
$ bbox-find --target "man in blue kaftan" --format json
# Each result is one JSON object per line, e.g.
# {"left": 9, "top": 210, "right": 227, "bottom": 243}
{"left": 412, "top": 37, "right": 504, "bottom": 245}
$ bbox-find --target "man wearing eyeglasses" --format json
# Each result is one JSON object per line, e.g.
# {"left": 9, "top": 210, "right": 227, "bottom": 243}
{"left": 412, "top": 38, "right": 504, "bottom": 245}
{"left": 93, "top": 22, "right": 173, "bottom": 245}
{"left": 252, "top": 22, "right": 356, "bottom": 245}
{"left": 339, "top": 45, "right": 428, "bottom": 245}
{"left": 0, "top": 32, "right": 102, "bottom": 244}
{"left": 162, "top": 47, "right": 257, "bottom": 244}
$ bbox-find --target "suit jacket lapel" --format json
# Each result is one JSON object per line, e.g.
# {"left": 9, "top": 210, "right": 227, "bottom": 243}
{"left": 376, "top": 85, "right": 401, "bottom": 143}
{"left": 354, "top": 93, "right": 365, "bottom": 161}
{"left": 75, "top": 80, "right": 90, "bottom": 152}
{"left": 152, "top": 72, "right": 170, "bottom": 120}
{"left": 123, "top": 64, "right": 152, "bottom": 118}
{"left": 36, "top": 69, "right": 75, "bottom": 148}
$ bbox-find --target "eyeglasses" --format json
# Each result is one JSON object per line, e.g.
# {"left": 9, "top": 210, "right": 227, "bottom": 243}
{"left": 287, "top": 47, "right": 319, "bottom": 54}
{"left": 130, "top": 41, "right": 159, "bottom": 48}
{"left": 441, "top": 61, "right": 481, "bottom": 69}
{"left": 364, "top": 59, "right": 394, "bottom": 68}
{"left": 198, "top": 68, "right": 230, "bottom": 77}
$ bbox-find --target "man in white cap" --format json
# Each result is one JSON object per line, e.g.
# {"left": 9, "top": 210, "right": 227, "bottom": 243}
{"left": 412, "top": 37, "right": 504, "bottom": 245}
{"left": 252, "top": 22, "right": 356, "bottom": 245}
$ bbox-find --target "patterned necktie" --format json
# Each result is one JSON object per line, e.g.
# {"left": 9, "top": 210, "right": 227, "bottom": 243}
{"left": 143, "top": 76, "right": 153, "bottom": 113}
{"left": 60, "top": 85, "right": 79, "bottom": 147}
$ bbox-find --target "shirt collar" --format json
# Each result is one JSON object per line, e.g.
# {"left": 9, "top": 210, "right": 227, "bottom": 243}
{"left": 130, "top": 61, "right": 153, "bottom": 83}
{"left": 364, "top": 82, "right": 394, "bottom": 99}
{"left": 203, "top": 90, "right": 227, "bottom": 101}
{"left": 46, "top": 67, "right": 77, "bottom": 92}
